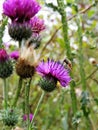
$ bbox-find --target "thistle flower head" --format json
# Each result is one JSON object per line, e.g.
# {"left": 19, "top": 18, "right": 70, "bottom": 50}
{"left": 23, "top": 113, "right": 33, "bottom": 122}
{"left": 3, "top": 0, "right": 41, "bottom": 22}
{"left": 9, "top": 50, "right": 19, "bottom": 60}
{"left": 0, "top": 49, "right": 9, "bottom": 62}
{"left": 36, "top": 59, "right": 71, "bottom": 92}
{"left": 8, "top": 22, "right": 32, "bottom": 41}
{"left": 2, "top": 108, "right": 18, "bottom": 126}
{"left": 16, "top": 45, "right": 36, "bottom": 78}
{"left": 30, "top": 16, "right": 45, "bottom": 34}
{"left": 0, "top": 49, "right": 13, "bottom": 78}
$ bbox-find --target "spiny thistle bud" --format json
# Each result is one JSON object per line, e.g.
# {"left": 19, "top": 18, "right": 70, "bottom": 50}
{"left": 8, "top": 22, "right": 32, "bottom": 41}
{"left": 16, "top": 45, "right": 37, "bottom": 78}
{"left": 39, "top": 76, "right": 57, "bottom": 92}
{"left": 0, "top": 49, "right": 13, "bottom": 78}
{"left": 36, "top": 59, "right": 71, "bottom": 92}
{"left": 2, "top": 108, "right": 18, "bottom": 126}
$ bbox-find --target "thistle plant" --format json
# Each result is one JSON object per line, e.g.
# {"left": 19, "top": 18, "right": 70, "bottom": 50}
{"left": 0, "top": 0, "right": 97, "bottom": 129}
{"left": 36, "top": 59, "right": 71, "bottom": 92}
{"left": 0, "top": 49, "right": 13, "bottom": 110}
{"left": 3, "top": 0, "right": 41, "bottom": 45}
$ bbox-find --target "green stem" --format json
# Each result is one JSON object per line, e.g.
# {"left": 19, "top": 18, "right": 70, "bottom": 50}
{"left": 29, "top": 91, "right": 45, "bottom": 130}
{"left": 19, "top": 41, "right": 22, "bottom": 48}
{"left": 85, "top": 116, "right": 92, "bottom": 130}
{"left": 25, "top": 78, "right": 32, "bottom": 129}
{"left": 70, "top": 80, "right": 77, "bottom": 114}
{"left": 12, "top": 77, "right": 23, "bottom": 107}
{"left": 57, "top": 0, "right": 77, "bottom": 129}
{"left": 57, "top": 0, "right": 71, "bottom": 60}
{"left": 76, "top": 12, "right": 91, "bottom": 129}
{"left": 76, "top": 17, "right": 86, "bottom": 91}
{"left": 3, "top": 78, "right": 8, "bottom": 109}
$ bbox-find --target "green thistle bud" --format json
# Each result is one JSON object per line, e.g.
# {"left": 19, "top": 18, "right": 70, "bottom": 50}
{"left": 0, "top": 60, "right": 13, "bottom": 78}
{"left": 8, "top": 22, "right": 32, "bottom": 41}
{"left": 2, "top": 108, "right": 18, "bottom": 126}
{"left": 0, "top": 49, "right": 13, "bottom": 78}
{"left": 39, "top": 76, "right": 57, "bottom": 92}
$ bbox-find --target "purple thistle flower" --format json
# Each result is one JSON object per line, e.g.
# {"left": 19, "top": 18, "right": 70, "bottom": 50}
{"left": 0, "top": 49, "right": 9, "bottom": 62}
{"left": 36, "top": 59, "right": 71, "bottom": 88}
{"left": 23, "top": 115, "right": 27, "bottom": 121}
{"left": 9, "top": 51, "right": 19, "bottom": 60}
{"left": 0, "top": 49, "right": 13, "bottom": 78}
{"left": 29, "top": 113, "right": 33, "bottom": 122}
{"left": 3, "top": 0, "right": 41, "bottom": 22}
{"left": 23, "top": 113, "right": 33, "bottom": 122}
{"left": 30, "top": 16, "right": 45, "bottom": 34}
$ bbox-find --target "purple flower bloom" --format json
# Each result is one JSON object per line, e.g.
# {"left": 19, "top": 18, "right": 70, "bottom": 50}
{"left": 0, "top": 49, "right": 13, "bottom": 78}
{"left": 23, "top": 115, "right": 27, "bottom": 121}
{"left": 9, "top": 51, "right": 19, "bottom": 60}
{"left": 36, "top": 59, "right": 71, "bottom": 87}
{"left": 0, "top": 49, "right": 9, "bottom": 62}
{"left": 23, "top": 113, "right": 33, "bottom": 122}
{"left": 30, "top": 16, "right": 45, "bottom": 34}
{"left": 3, "top": 0, "right": 41, "bottom": 22}
{"left": 29, "top": 113, "right": 33, "bottom": 121}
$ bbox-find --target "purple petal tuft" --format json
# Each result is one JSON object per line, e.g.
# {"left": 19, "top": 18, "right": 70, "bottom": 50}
{"left": 36, "top": 59, "right": 71, "bottom": 87}
{"left": 3, "top": 0, "right": 41, "bottom": 22}
{"left": 9, "top": 50, "right": 19, "bottom": 60}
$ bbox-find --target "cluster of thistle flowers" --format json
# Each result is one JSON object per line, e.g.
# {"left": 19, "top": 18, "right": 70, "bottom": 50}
{"left": 2, "top": 0, "right": 71, "bottom": 91}
{"left": 0, "top": 0, "right": 71, "bottom": 127}
{"left": 3, "top": 0, "right": 45, "bottom": 42}
{"left": 2, "top": 0, "right": 45, "bottom": 79}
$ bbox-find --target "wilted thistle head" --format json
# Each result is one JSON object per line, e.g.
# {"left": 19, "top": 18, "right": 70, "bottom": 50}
{"left": 0, "top": 49, "right": 13, "bottom": 78}
{"left": 36, "top": 59, "right": 71, "bottom": 92}
{"left": 16, "top": 44, "right": 37, "bottom": 78}
{"left": 3, "top": 0, "right": 41, "bottom": 23}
